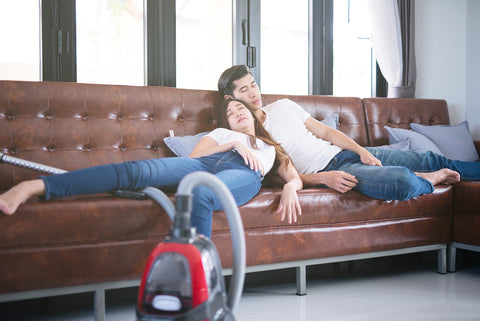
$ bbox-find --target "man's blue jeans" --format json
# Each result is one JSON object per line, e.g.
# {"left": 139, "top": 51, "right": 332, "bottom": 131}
{"left": 42, "top": 151, "right": 262, "bottom": 237}
{"left": 321, "top": 149, "right": 480, "bottom": 201}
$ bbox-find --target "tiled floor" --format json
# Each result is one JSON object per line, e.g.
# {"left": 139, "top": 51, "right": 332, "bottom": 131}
{"left": 2, "top": 252, "right": 480, "bottom": 321}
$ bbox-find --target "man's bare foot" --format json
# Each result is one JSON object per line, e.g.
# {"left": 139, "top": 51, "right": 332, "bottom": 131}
{"left": 415, "top": 169, "right": 460, "bottom": 186}
{"left": 0, "top": 180, "right": 45, "bottom": 215}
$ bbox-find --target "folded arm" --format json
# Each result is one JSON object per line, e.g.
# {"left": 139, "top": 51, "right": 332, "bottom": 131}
{"left": 189, "top": 136, "right": 264, "bottom": 174}
{"left": 298, "top": 117, "right": 381, "bottom": 192}
{"left": 304, "top": 117, "right": 381, "bottom": 165}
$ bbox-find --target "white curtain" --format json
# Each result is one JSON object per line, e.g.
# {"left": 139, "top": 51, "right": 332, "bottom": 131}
{"left": 368, "top": 0, "right": 404, "bottom": 98}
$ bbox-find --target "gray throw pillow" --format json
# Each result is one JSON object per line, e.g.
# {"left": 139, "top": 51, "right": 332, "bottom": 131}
{"left": 163, "top": 132, "right": 209, "bottom": 157}
{"left": 320, "top": 114, "right": 339, "bottom": 130}
{"left": 410, "top": 121, "right": 479, "bottom": 161}
{"left": 384, "top": 126, "right": 444, "bottom": 155}
{"left": 374, "top": 139, "right": 410, "bottom": 151}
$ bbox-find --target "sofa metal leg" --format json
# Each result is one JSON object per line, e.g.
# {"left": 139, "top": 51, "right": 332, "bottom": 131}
{"left": 447, "top": 244, "right": 456, "bottom": 273}
{"left": 437, "top": 247, "right": 447, "bottom": 274}
{"left": 94, "top": 289, "right": 106, "bottom": 321}
{"left": 296, "top": 265, "right": 307, "bottom": 296}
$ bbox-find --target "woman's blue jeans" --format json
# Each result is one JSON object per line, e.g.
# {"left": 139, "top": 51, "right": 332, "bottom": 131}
{"left": 321, "top": 149, "right": 480, "bottom": 201}
{"left": 41, "top": 151, "right": 262, "bottom": 237}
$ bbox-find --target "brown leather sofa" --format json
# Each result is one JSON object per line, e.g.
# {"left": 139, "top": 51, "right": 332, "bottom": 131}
{"left": 0, "top": 80, "right": 478, "bottom": 320}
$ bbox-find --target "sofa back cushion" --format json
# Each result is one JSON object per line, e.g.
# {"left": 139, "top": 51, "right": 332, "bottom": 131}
{"left": 0, "top": 81, "right": 221, "bottom": 189}
{"left": 363, "top": 97, "right": 450, "bottom": 147}
{"left": 262, "top": 94, "right": 368, "bottom": 146}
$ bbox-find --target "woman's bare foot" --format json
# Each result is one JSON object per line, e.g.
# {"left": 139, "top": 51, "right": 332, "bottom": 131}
{"left": 0, "top": 179, "right": 45, "bottom": 215}
{"left": 415, "top": 169, "right": 460, "bottom": 186}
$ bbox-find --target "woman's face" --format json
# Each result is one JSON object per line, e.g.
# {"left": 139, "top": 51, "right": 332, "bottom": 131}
{"left": 225, "top": 100, "right": 255, "bottom": 134}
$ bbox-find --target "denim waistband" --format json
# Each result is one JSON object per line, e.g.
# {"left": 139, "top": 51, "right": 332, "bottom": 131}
{"left": 320, "top": 150, "right": 360, "bottom": 172}
{"left": 202, "top": 151, "right": 264, "bottom": 180}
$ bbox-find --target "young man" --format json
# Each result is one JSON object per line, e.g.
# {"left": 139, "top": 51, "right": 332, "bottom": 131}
{"left": 217, "top": 65, "right": 480, "bottom": 201}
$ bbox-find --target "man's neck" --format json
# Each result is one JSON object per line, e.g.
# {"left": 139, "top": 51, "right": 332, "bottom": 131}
{"left": 254, "top": 109, "right": 266, "bottom": 123}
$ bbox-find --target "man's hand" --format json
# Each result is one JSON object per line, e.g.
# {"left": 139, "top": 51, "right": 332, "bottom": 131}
{"left": 301, "top": 171, "right": 358, "bottom": 193}
{"left": 358, "top": 148, "right": 382, "bottom": 167}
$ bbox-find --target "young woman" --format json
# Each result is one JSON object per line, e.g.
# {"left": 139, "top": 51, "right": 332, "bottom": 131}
{"left": 0, "top": 99, "right": 302, "bottom": 237}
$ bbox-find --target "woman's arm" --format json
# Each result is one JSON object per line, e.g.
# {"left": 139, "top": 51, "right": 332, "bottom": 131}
{"left": 189, "top": 136, "right": 265, "bottom": 174}
{"left": 275, "top": 160, "right": 303, "bottom": 224}
{"left": 189, "top": 136, "right": 235, "bottom": 158}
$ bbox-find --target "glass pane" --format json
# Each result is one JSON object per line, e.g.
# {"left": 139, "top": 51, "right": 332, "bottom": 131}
{"left": 0, "top": 0, "right": 40, "bottom": 81}
{"left": 176, "top": 0, "right": 232, "bottom": 90}
{"left": 333, "top": 0, "right": 372, "bottom": 97}
{"left": 76, "top": 0, "right": 144, "bottom": 85}
{"left": 261, "top": 0, "right": 308, "bottom": 95}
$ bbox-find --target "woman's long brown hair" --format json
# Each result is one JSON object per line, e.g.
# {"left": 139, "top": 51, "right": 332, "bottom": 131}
{"left": 219, "top": 98, "right": 290, "bottom": 171}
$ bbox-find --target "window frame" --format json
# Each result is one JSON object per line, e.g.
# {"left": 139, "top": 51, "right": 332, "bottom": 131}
{"left": 42, "top": 0, "right": 76, "bottom": 82}
{"left": 39, "top": 0, "right": 385, "bottom": 94}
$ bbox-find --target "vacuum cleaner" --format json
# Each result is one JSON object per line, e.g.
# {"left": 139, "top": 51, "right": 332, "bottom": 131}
{"left": 0, "top": 153, "right": 246, "bottom": 321}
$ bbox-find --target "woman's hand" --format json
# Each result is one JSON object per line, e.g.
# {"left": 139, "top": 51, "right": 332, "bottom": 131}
{"left": 232, "top": 141, "right": 265, "bottom": 175}
{"left": 276, "top": 181, "right": 302, "bottom": 223}
{"left": 276, "top": 160, "right": 303, "bottom": 224}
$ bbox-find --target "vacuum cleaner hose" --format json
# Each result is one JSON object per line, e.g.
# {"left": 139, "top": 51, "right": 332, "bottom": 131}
{"left": 140, "top": 187, "right": 176, "bottom": 221}
{"left": 0, "top": 152, "right": 67, "bottom": 175}
{"left": 176, "top": 172, "right": 246, "bottom": 313}
{"left": 0, "top": 153, "right": 175, "bottom": 217}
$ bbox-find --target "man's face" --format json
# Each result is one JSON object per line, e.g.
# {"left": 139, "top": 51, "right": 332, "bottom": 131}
{"left": 228, "top": 74, "right": 262, "bottom": 111}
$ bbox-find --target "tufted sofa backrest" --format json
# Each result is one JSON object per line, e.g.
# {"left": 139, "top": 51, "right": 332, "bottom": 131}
{"left": 0, "top": 80, "right": 451, "bottom": 190}
{"left": 363, "top": 97, "right": 450, "bottom": 147}
{"left": 262, "top": 94, "right": 368, "bottom": 146}
{"left": 0, "top": 81, "right": 221, "bottom": 189}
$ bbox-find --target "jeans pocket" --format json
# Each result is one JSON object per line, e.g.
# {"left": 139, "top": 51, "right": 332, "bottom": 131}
{"left": 321, "top": 157, "right": 337, "bottom": 172}
{"left": 213, "top": 151, "right": 247, "bottom": 171}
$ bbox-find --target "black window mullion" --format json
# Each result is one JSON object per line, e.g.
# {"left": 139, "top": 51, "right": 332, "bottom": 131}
{"left": 234, "top": 0, "right": 260, "bottom": 87}
{"left": 374, "top": 62, "right": 388, "bottom": 97}
{"left": 309, "top": 0, "right": 333, "bottom": 95}
{"left": 146, "top": 0, "right": 175, "bottom": 87}
{"left": 42, "top": 0, "right": 76, "bottom": 82}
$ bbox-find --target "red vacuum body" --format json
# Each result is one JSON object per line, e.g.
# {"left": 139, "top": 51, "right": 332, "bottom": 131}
{"left": 136, "top": 233, "right": 232, "bottom": 321}
{"left": 136, "top": 172, "right": 246, "bottom": 321}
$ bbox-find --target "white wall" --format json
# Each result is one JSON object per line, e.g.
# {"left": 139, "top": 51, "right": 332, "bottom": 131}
{"left": 466, "top": 0, "right": 480, "bottom": 140}
{"left": 415, "top": 0, "right": 480, "bottom": 140}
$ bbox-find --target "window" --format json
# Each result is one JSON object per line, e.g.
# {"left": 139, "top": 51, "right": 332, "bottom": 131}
{"left": 76, "top": 0, "right": 144, "bottom": 85}
{"left": 3, "top": 0, "right": 379, "bottom": 96}
{"left": 333, "top": 0, "right": 373, "bottom": 97}
{"left": 260, "top": 0, "right": 309, "bottom": 95}
{"left": 176, "top": 0, "right": 232, "bottom": 90}
{"left": 0, "top": 0, "right": 40, "bottom": 81}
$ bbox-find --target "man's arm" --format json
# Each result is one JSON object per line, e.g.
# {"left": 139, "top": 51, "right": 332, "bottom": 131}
{"left": 304, "top": 117, "right": 382, "bottom": 166}
{"left": 300, "top": 171, "right": 357, "bottom": 193}
{"left": 298, "top": 117, "right": 381, "bottom": 193}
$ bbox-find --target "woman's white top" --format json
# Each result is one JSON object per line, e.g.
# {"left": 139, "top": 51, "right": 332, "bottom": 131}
{"left": 206, "top": 128, "right": 276, "bottom": 175}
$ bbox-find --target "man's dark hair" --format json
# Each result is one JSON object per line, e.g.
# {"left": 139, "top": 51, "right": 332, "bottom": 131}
{"left": 217, "top": 65, "right": 252, "bottom": 98}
